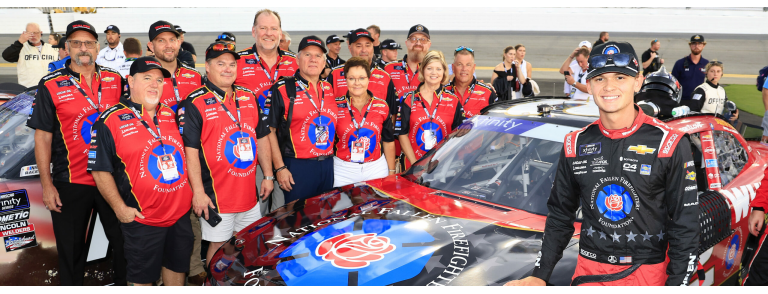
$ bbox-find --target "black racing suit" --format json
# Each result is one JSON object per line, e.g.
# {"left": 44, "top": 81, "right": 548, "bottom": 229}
{"left": 531, "top": 107, "right": 700, "bottom": 286}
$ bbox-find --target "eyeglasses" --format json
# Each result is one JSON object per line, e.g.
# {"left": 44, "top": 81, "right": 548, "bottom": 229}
{"left": 347, "top": 77, "right": 369, "bottom": 84}
{"left": 589, "top": 53, "right": 634, "bottom": 69}
{"left": 67, "top": 40, "right": 98, "bottom": 49}
{"left": 407, "top": 37, "right": 429, "bottom": 44}
{"left": 209, "top": 42, "right": 236, "bottom": 53}
{"left": 455, "top": 46, "right": 474, "bottom": 53}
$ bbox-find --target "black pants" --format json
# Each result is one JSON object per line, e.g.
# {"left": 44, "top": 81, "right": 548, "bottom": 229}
{"left": 282, "top": 157, "right": 334, "bottom": 203}
{"left": 744, "top": 223, "right": 768, "bottom": 286}
{"left": 51, "top": 181, "right": 126, "bottom": 285}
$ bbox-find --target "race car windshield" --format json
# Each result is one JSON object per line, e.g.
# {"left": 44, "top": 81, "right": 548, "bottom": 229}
{"left": 402, "top": 116, "right": 579, "bottom": 216}
{"left": 0, "top": 90, "right": 36, "bottom": 179}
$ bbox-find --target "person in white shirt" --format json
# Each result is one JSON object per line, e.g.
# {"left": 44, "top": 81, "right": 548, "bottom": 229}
{"left": 2, "top": 22, "right": 58, "bottom": 87}
{"left": 116, "top": 37, "right": 142, "bottom": 78}
{"left": 96, "top": 25, "right": 125, "bottom": 70}
{"left": 560, "top": 41, "right": 591, "bottom": 97}
{"left": 559, "top": 44, "right": 591, "bottom": 100}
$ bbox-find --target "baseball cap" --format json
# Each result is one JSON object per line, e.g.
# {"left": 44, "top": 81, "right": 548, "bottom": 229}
{"left": 52, "top": 36, "right": 67, "bottom": 49}
{"left": 347, "top": 29, "right": 374, "bottom": 43}
{"left": 407, "top": 24, "right": 430, "bottom": 39}
{"left": 129, "top": 56, "right": 171, "bottom": 78}
{"left": 326, "top": 35, "right": 344, "bottom": 44}
{"left": 66, "top": 20, "right": 98, "bottom": 40}
{"left": 586, "top": 41, "right": 640, "bottom": 80}
{"left": 173, "top": 25, "right": 186, "bottom": 34}
{"left": 690, "top": 34, "right": 705, "bottom": 43}
{"left": 148, "top": 20, "right": 180, "bottom": 41}
{"left": 205, "top": 42, "right": 239, "bottom": 61}
{"left": 104, "top": 25, "right": 120, "bottom": 34}
{"left": 380, "top": 39, "right": 402, "bottom": 50}
{"left": 578, "top": 40, "right": 592, "bottom": 49}
{"left": 297, "top": 35, "right": 327, "bottom": 53}
{"left": 216, "top": 32, "right": 236, "bottom": 43}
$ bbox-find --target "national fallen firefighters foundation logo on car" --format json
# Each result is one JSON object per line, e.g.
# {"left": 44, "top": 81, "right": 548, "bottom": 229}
{"left": 316, "top": 232, "right": 396, "bottom": 269}
{"left": 596, "top": 184, "right": 634, "bottom": 221}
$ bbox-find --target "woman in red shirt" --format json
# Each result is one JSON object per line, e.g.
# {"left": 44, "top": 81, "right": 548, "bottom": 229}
{"left": 333, "top": 57, "right": 396, "bottom": 187}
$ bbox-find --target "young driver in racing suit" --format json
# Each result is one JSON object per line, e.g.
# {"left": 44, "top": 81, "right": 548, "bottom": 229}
{"left": 506, "top": 41, "right": 700, "bottom": 286}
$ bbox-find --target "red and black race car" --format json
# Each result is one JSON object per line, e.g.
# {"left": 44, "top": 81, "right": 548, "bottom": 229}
{"left": 205, "top": 97, "right": 768, "bottom": 286}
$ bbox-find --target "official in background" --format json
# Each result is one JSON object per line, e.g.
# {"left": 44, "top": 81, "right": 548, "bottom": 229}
{"left": 445, "top": 46, "right": 497, "bottom": 118}
{"left": 96, "top": 25, "right": 125, "bottom": 70}
{"left": 147, "top": 21, "right": 203, "bottom": 112}
{"left": 684, "top": 61, "right": 738, "bottom": 124}
{"left": 672, "top": 34, "right": 709, "bottom": 101}
{"left": 3, "top": 22, "right": 58, "bottom": 87}
{"left": 48, "top": 36, "right": 69, "bottom": 72}
{"left": 377, "top": 39, "right": 401, "bottom": 68}
{"left": 27, "top": 20, "right": 126, "bottom": 285}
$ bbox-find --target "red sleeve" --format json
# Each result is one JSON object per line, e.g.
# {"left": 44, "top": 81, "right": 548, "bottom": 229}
{"left": 751, "top": 166, "right": 768, "bottom": 211}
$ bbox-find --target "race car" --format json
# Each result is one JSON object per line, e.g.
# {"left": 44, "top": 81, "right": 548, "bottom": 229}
{"left": 206, "top": 97, "right": 768, "bottom": 286}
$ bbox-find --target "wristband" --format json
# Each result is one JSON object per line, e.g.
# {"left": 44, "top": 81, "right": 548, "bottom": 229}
{"left": 263, "top": 176, "right": 275, "bottom": 181}
{"left": 274, "top": 166, "right": 287, "bottom": 174}
{"left": 389, "top": 169, "right": 396, "bottom": 172}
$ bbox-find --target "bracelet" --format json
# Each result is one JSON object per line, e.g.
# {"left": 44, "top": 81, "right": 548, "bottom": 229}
{"left": 389, "top": 169, "right": 396, "bottom": 172}
{"left": 274, "top": 166, "right": 287, "bottom": 174}
{"left": 263, "top": 176, "right": 275, "bottom": 181}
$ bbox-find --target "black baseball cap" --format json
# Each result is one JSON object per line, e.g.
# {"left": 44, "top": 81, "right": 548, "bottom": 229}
{"left": 690, "top": 34, "right": 705, "bottom": 43}
{"left": 53, "top": 36, "right": 66, "bottom": 49}
{"left": 348, "top": 29, "right": 374, "bottom": 43}
{"left": 148, "top": 20, "right": 179, "bottom": 41}
{"left": 298, "top": 35, "right": 327, "bottom": 53}
{"left": 205, "top": 42, "right": 240, "bottom": 61}
{"left": 380, "top": 39, "right": 402, "bottom": 50}
{"left": 129, "top": 56, "right": 171, "bottom": 78}
{"left": 586, "top": 41, "right": 640, "bottom": 80}
{"left": 407, "top": 24, "right": 430, "bottom": 39}
{"left": 326, "top": 35, "right": 344, "bottom": 44}
{"left": 216, "top": 32, "right": 236, "bottom": 43}
{"left": 104, "top": 25, "right": 120, "bottom": 34}
{"left": 66, "top": 20, "right": 98, "bottom": 40}
{"left": 173, "top": 25, "right": 186, "bottom": 34}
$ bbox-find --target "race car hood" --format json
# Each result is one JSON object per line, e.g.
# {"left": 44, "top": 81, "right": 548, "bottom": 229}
{"left": 207, "top": 183, "right": 579, "bottom": 286}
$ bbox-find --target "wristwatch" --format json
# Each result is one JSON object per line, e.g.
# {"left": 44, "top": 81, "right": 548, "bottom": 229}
{"left": 264, "top": 176, "right": 275, "bottom": 181}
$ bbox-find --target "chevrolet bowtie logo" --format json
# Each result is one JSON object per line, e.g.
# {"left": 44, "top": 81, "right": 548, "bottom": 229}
{"left": 627, "top": 145, "right": 656, "bottom": 155}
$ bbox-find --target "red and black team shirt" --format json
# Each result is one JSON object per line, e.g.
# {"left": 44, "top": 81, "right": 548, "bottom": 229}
{"left": 444, "top": 78, "right": 498, "bottom": 118}
{"left": 326, "top": 63, "right": 399, "bottom": 116}
{"left": 87, "top": 97, "right": 192, "bottom": 227}
{"left": 178, "top": 80, "right": 270, "bottom": 214}
{"left": 394, "top": 84, "right": 465, "bottom": 161}
{"left": 267, "top": 71, "right": 338, "bottom": 159}
{"left": 160, "top": 59, "right": 203, "bottom": 112}
{"left": 334, "top": 91, "right": 394, "bottom": 163}
{"left": 235, "top": 47, "right": 298, "bottom": 125}
{"left": 383, "top": 55, "right": 421, "bottom": 99}
{"left": 27, "top": 59, "right": 124, "bottom": 186}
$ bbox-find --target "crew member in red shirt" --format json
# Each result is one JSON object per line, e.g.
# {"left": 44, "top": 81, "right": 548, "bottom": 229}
{"left": 383, "top": 24, "right": 431, "bottom": 99}
{"left": 267, "top": 36, "right": 337, "bottom": 203}
{"left": 179, "top": 42, "right": 274, "bottom": 267}
{"left": 444, "top": 46, "right": 497, "bottom": 118}
{"left": 333, "top": 57, "right": 396, "bottom": 187}
{"left": 27, "top": 20, "right": 126, "bottom": 286}
{"left": 89, "top": 57, "right": 192, "bottom": 286}
{"left": 395, "top": 50, "right": 464, "bottom": 169}
{"left": 147, "top": 20, "right": 203, "bottom": 113}
{"left": 744, "top": 166, "right": 768, "bottom": 285}
{"left": 327, "top": 28, "right": 398, "bottom": 117}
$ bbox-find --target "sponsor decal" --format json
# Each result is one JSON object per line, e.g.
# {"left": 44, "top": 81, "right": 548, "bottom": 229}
{"left": 4, "top": 231, "right": 37, "bottom": 252}
{"left": 119, "top": 113, "right": 134, "bottom": 121}
{"left": 580, "top": 249, "right": 596, "bottom": 259}
{"left": 596, "top": 183, "right": 634, "bottom": 221}
{"left": 684, "top": 160, "right": 695, "bottom": 168}
{"left": 0, "top": 210, "right": 30, "bottom": 225}
{"left": 640, "top": 164, "right": 651, "bottom": 175}
{"left": 88, "top": 151, "right": 97, "bottom": 159}
{"left": 704, "top": 147, "right": 715, "bottom": 154}
{"left": 607, "top": 256, "right": 617, "bottom": 263}
{"left": 627, "top": 145, "right": 655, "bottom": 155}
{"left": 685, "top": 185, "right": 697, "bottom": 192}
{"left": 181, "top": 73, "right": 195, "bottom": 78}
{"left": 662, "top": 133, "right": 678, "bottom": 155}
{"left": 709, "top": 183, "right": 721, "bottom": 189}
{"left": 678, "top": 122, "right": 704, "bottom": 133}
{"left": 237, "top": 96, "right": 250, "bottom": 101}
{"left": 620, "top": 156, "right": 638, "bottom": 163}
{"left": 101, "top": 77, "right": 114, "bottom": 82}
{"left": 315, "top": 233, "right": 396, "bottom": 269}
{"left": 592, "top": 167, "right": 606, "bottom": 173}
{"left": 0, "top": 190, "right": 30, "bottom": 214}
{"left": 622, "top": 163, "right": 637, "bottom": 172}
{"left": 590, "top": 156, "right": 608, "bottom": 166}
{"left": 574, "top": 170, "right": 587, "bottom": 175}
{"left": 620, "top": 256, "right": 632, "bottom": 263}
{"left": 579, "top": 142, "right": 601, "bottom": 156}
{"left": 706, "top": 159, "right": 717, "bottom": 168}
{"left": 574, "top": 160, "right": 587, "bottom": 165}
{"left": 19, "top": 165, "right": 39, "bottom": 177}
{"left": 205, "top": 97, "right": 217, "bottom": 105}
{"left": 0, "top": 221, "right": 34, "bottom": 237}
{"left": 685, "top": 171, "right": 696, "bottom": 181}
{"left": 720, "top": 183, "right": 762, "bottom": 222}
{"left": 603, "top": 45, "right": 620, "bottom": 54}
{"left": 160, "top": 111, "right": 173, "bottom": 116}
{"left": 701, "top": 134, "right": 713, "bottom": 141}
{"left": 468, "top": 117, "right": 545, "bottom": 135}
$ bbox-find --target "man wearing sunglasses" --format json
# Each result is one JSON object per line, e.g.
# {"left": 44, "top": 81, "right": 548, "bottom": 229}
{"left": 383, "top": 24, "right": 431, "bottom": 98}
{"left": 672, "top": 35, "right": 709, "bottom": 101}
{"left": 445, "top": 46, "right": 497, "bottom": 118}
{"left": 506, "top": 41, "right": 699, "bottom": 286}
{"left": 3, "top": 22, "right": 58, "bottom": 87}
{"left": 96, "top": 25, "right": 126, "bottom": 71}
{"left": 216, "top": 32, "right": 237, "bottom": 48}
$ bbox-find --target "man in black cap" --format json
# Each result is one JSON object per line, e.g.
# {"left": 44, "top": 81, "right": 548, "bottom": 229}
{"left": 96, "top": 25, "right": 125, "bottom": 70}
{"left": 383, "top": 24, "right": 431, "bottom": 98}
{"left": 28, "top": 20, "right": 126, "bottom": 285}
{"left": 89, "top": 56, "right": 193, "bottom": 286}
{"left": 174, "top": 25, "right": 197, "bottom": 64}
{"left": 377, "top": 39, "right": 401, "bottom": 68}
{"left": 672, "top": 34, "right": 709, "bottom": 101}
{"left": 216, "top": 32, "right": 237, "bottom": 47}
{"left": 323, "top": 34, "right": 345, "bottom": 79}
{"left": 506, "top": 41, "right": 699, "bottom": 286}
{"left": 48, "top": 36, "right": 69, "bottom": 72}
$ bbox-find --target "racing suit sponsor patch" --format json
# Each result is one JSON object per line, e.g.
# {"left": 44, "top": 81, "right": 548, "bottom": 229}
{"left": 579, "top": 142, "right": 601, "bottom": 156}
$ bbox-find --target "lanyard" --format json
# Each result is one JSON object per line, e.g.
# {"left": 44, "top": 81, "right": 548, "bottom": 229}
{"left": 128, "top": 105, "right": 167, "bottom": 154}
{"left": 419, "top": 89, "right": 443, "bottom": 131}
{"left": 255, "top": 50, "right": 280, "bottom": 83}
{"left": 455, "top": 82, "right": 476, "bottom": 107}
{"left": 170, "top": 73, "right": 182, "bottom": 104}
{"left": 70, "top": 75, "right": 102, "bottom": 113}
{"left": 401, "top": 60, "right": 418, "bottom": 85}
{"left": 209, "top": 87, "right": 244, "bottom": 135}
{"left": 297, "top": 80, "right": 325, "bottom": 123}
{"left": 346, "top": 96, "right": 373, "bottom": 137}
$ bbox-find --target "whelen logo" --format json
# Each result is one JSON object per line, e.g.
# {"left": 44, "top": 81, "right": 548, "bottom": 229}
{"left": 155, "top": 25, "right": 171, "bottom": 31}
{"left": 72, "top": 24, "right": 91, "bottom": 30}
{"left": 308, "top": 39, "right": 321, "bottom": 45}
{"left": 145, "top": 61, "right": 161, "bottom": 67}
{"left": 356, "top": 32, "right": 370, "bottom": 36}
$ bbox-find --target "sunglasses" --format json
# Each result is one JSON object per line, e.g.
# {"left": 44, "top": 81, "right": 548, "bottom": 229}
{"left": 209, "top": 42, "right": 235, "bottom": 52}
{"left": 455, "top": 46, "right": 474, "bottom": 53}
{"left": 710, "top": 61, "right": 723, "bottom": 65}
{"left": 217, "top": 34, "right": 233, "bottom": 41}
{"left": 589, "top": 53, "right": 634, "bottom": 69}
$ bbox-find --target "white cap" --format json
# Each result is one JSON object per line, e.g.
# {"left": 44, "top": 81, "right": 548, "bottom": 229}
{"left": 579, "top": 40, "right": 592, "bottom": 49}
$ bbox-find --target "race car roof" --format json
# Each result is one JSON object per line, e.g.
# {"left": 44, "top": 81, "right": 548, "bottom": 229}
{"left": 481, "top": 97, "right": 598, "bottom": 129}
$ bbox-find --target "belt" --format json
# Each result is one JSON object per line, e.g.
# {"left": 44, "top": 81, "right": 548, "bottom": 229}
{"left": 307, "top": 155, "right": 331, "bottom": 161}
{"left": 578, "top": 249, "right": 666, "bottom": 265}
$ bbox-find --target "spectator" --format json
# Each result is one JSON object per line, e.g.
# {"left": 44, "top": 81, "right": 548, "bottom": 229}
{"left": 367, "top": 25, "right": 382, "bottom": 60}
{"left": 96, "top": 25, "right": 126, "bottom": 71}
{"left": 266, "top": 36, "right": 337, "bottom": 203}
{"left": 684, "top": 61, "right": 738, "bottom": 123}
{"left": 3, "top": 22, "right": 58, "bottom": 87}
{"left": 147, "top": 20, "right": 203, "bottom": 111}
{"left": 280, "top": 31, "right": 291, "bottom": 52}
{"left": 672, "top": 34, "right": 709, "bottom": 101}
{"left": 27, "top": 20, "right": 126, "bottom": 285}
{"left": 383, "top": 24, "right": 432, "bottom": 98}
{"left": 323, "top": 34, "right": 345, "bottom": 79}
{"left": 146, "top": 44, "right": 154, "bottom": 57}
{"left": 515, "top": 44, "right": 533, "bottom": 98}
{"left": 174, "top": 25, "right": 197, "bottom": 63}
{"left": 179, "top": 41, "right": 273, "bottom": 269}
{"left": 216, "top": 32, "right": 237, "bottom": 48}
{"left": 48, "top": 33, "right": 62, "bottom": 47}
{"left": 89, "top": 56, "right": 192, "bottom": 286}
{"left": 394, "top": 50, "right": 464, "bottom": 169}
{"left": 47, "top": 36, "right": 69, "bottom": 72}
{"left": 558, "top": 46, "right": 591, "bottom": 100}
{"left": 491, "top": 46, "right": 526, "bottom": 100}
{"left": 445, "top": 46, "right": 497, "bottom": 118}
{"left": 116, "top": 37, "right": 141, "bottom": 78}
{"left": 560, "top": 41, "right": 591, "bottom": 96}
{"left": 332, "top": 57, "right": 396, "bottom": 187}
{"left": 377, "top": 39, "right": 401, "bottom": 68}
{"left": 642, "top": 39, "right": 665, "bottom": 76}
{"left": 594, "top": 31, "right": 609, "bottom": 46}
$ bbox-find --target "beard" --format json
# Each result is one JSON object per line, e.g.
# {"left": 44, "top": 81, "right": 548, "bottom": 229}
{"left": 73, "top": 51, "right": 94, "bottom": 66}
{"left": 156, "top": 50, "right": 178, "bottom": 63}
{"left": 691, "top": 48, "right": 703, "bottom": 55}
{"left": 145, "top": 95, "right": 160, "bottom": 106}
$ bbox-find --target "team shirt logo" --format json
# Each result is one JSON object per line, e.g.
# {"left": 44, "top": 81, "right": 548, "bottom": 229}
{"left": 627, "top": 145, "right": 655, "bottom": 155}
{"left": 79, "top": 113, "right": 99, "bottom": 144}
{"left": 147, "top": 145, "right": 185, "bottom": 185}
{"left": 416, "top": 122, "right": 443, "bottom": 152}
{"left": 596, "top": 184, "right": 634, "bottom": 221}
{"left": 225, "top": 132, "right": 256, "bottom": 169}
{"left": 308, "top": 116, "right": 335, "bottom": 150}
{"left": 349, "top": 128, "right": 377, "bottom": 160}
